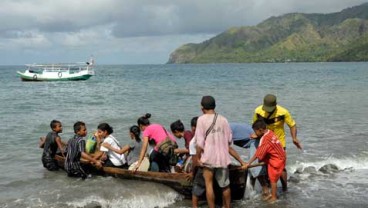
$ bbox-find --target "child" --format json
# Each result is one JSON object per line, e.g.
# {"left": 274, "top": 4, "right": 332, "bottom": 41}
{"left": 170, "top": 119, "right": 195, "bottom": 154}
{"left": 96, "top": 123, "right": 128, "bottom": 168}
{"left": 41, "top": 120, "right": 66, "bottom": 171}
{"left": 246, "top": 119, "right": 286, "bottom": 203}
{"left": 101, "top": 125, "right": 148, "bottom": 170}
{"left": 65, "top": 121, "right": 102, "bottom": 179}
{"left": 170, "top": 119, "right": 194, "bottom": 171}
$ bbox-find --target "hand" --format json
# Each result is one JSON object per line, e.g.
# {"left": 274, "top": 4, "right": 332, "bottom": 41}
{"left": 241, "top": 162, "right": 249, "bottom": 170}
{"left": 293, "top": 138, "right": 303, "bottom": 150}
{"left": 95, "top": 161, "right": 102, "bottom": 169}
{"left": 250, "top": 133, "right": 258, "bottom": 139}
{"left": 133, "top": 162, "right": 141, "bottom": 173}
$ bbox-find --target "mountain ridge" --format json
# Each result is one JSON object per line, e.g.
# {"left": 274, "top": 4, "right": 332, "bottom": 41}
{"left": 167, "top": 3, "right": 368, "bottom": 63}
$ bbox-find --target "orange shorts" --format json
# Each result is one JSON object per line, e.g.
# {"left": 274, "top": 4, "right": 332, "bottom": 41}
{"left": 268, "top": 163, "right": 285, "bottom": 183}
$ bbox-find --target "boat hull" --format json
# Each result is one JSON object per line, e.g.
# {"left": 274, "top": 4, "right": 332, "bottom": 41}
{"left": 54, "top": 155, "right": 247, "bottom": 200}
{"left": 17, "top": 71, "right": 94, "bottom": 81}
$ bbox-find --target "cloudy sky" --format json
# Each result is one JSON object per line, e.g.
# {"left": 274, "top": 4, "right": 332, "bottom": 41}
{"left": 0, "top": 0, "right": 366, "bottom": 65}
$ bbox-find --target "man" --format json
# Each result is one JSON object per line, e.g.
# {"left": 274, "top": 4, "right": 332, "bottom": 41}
{"left": 196, "top": 96, "right": 246, "bottom": 208}
{"left": 253, "top": 94, "right": 302, "bottom": 191}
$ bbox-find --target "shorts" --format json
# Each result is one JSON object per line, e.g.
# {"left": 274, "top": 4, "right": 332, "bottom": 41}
{"left": 192, "top": 168, "right": 205, "bottom": 196}
{"left": 268, "top": 163, "right": 285, "bottom": 183}
{"left": 203, "top": 166, "right": 230, "bottom": 188}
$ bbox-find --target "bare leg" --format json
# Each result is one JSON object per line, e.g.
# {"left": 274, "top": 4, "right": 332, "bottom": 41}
{"left": 192, "top": 195, "right": 199, "bottom": 208}
{"left": 268, "top": 182, "right": 278, "bottom": 203}
{"left": 250, "top": 176, "right": 256, "bottom": 189}
{"left": 257, "top": 175, "right": 270, "bottom": 197}
{"left": 222, "top": 186, "right": 231, "bottom": 208}
{"left": 203, "top": 168, "right": 215, "bottom": 208}
{"left": 280, "top": 169, "right": 288, "bottom": 192}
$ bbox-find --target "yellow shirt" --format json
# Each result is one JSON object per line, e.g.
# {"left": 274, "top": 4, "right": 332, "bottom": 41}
{"left": 253, "top": 105, "right": 296, "bottom": 148}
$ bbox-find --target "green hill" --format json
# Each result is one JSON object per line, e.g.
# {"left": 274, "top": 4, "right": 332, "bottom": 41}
{"left": 167, "top": 3, "right": 368, "bottom": 63}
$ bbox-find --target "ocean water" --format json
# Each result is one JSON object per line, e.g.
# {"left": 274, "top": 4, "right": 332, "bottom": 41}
{"left": 0, "top": 62, "right": 367, "bottom": 208}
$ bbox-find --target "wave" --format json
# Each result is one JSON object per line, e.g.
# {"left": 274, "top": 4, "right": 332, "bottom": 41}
{"left": 67, "top": 192, "right": 181, "bottom": 208}
{"left": 289, "top": 154, "right": 368, "bottom": 174}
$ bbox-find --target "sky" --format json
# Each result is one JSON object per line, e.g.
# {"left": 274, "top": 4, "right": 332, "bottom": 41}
{"left": 0, "top": 0, "right": 367, "bottom": 65}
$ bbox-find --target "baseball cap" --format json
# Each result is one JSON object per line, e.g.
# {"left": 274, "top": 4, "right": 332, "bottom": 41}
{"left": 262, "top": 94, "right": 277, "bottom": 113}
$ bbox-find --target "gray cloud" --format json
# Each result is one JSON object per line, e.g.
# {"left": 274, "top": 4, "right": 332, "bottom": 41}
{"left": 0, "top": 0, "right": 367, "bottom": 64}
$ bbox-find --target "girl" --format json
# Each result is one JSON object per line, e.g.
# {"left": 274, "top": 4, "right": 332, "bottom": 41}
{"left": 134, "top": 113, "right": 177, "bottom": 172}
{"left": 96, "top": 123, "right": 127, "bottom": 168}
{"left": 104, "top": 125, "right": 143, "bottom": 167}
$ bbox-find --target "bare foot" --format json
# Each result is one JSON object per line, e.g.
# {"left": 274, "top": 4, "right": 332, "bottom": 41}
{"left": 267, "top": 197, "right": 278, "bottom": 204}
{"left": 262, "top": 194, "right": 272, "bottom": 201}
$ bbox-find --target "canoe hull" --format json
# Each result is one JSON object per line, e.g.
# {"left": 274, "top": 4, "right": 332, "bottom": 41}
{"left": 54, "top": 155, "right": 247, "bottom": 200}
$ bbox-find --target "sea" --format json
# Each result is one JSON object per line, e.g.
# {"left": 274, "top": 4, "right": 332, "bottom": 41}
{"left": 0, "top": 62, "right": 367, "bottom": 208}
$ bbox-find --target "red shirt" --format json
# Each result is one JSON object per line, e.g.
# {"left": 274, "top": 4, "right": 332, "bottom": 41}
{"left": 255, "top": 130, "right": 286, "bottom": 169}
{"left": 183, "top": 130, "right": 194, "bottom": 149}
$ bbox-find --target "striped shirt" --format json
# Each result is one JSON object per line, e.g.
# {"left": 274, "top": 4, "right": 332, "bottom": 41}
{"left": 65, "top": 135, "right": 87, "bottom": 177}
{"left": 255, "top": 130, "right": 286, "bottom": 169}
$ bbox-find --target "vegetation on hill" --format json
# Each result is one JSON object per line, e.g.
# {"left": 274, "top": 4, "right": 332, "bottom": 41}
{"left": 167, "top": 3, "right": 368, "bottom": 63}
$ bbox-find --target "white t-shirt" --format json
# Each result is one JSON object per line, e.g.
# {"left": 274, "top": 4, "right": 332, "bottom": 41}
{"left": 189, "top": 136, "right": 197, "bottom": 156}
{"left": 100, "top": 135, "right": 126, "bottom": 166}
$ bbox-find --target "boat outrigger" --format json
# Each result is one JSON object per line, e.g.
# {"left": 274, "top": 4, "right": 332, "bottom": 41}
{"left": 17, "top": 58, "right": 95, "bottom": 81}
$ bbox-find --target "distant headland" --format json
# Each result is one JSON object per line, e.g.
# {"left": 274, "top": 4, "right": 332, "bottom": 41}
{"left": 167, "top": 3, "right": 368, "bottom": 64}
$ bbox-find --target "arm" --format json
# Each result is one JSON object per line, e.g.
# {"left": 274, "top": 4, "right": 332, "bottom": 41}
{"left": 174, "top": 148, "right": 189, "bottom": 154}
{"left": 81, "top": 152, "right": 102, "bottom": 168}
{"left": 290, "top": 125, "right": 302, "bottom": 150}
{"left": 245, "top": 153, "right": 258, "bottom": 169}
{"left": 229, "top": 146, "right": 247, "bottom": 167}
{"left": 101, "top": 143, "right": 130, "bottom": 154}
{"left": 134, "top": 136, "right": 149, "bottom": 172}
{"left": 55, "top": 136, "right": 65, "bottom": 158}
{"left": 195, "top": 145, "right": 203, "bottom": 166}
{"left": 39, "top": 136, "right": 46, "bottom": 148}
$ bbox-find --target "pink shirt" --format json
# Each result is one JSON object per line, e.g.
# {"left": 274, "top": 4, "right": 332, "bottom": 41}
{"left": 143, "top": 124, "right": 176, "bottom": 150}
{"left": 195, "top": 113, "right": 232, "bottom": 168}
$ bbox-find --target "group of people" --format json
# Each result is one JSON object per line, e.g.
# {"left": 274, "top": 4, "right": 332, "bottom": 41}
{"left": 39, "top": 94, "right": 302, "bottom": 207}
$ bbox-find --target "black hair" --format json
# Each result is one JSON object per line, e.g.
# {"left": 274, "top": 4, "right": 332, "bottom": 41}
{"left": 50, "top": 120, "right": 61, "bottom": 130}
{"left": 137, "top": 113, "right": 151, "bottom": 126}
{"left": 73, "top": 121, "right": 86, "bottom": 134}
{"left": 252, "top": 119, "right": 267, "bottom": 130}
{"left": 191, "top": 116, "right": 198, "bottom": 128}
{"left": 201, "top": 95, "right": 216, "bottom": 110}
{"left": 97, "top": 123, "right": 114, "bottom": 134}
{"left": 130, "top": 125, "right": 141, "bottom": 142}
{"left": 170, "top": 120, "right": 185, "bottom": 133}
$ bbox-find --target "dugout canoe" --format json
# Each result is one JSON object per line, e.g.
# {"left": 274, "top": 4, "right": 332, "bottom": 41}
{"left": 54, "top": 155, "right": 248, "bottom": 200}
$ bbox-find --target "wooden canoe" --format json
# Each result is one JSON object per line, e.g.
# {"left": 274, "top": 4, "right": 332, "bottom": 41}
{"left": 54, "top": 155, "right": 247, "bottom": 200}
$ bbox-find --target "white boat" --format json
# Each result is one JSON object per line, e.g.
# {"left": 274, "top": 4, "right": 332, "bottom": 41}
{"left": 17, "top": 58, "right": 95, "bottom": 81}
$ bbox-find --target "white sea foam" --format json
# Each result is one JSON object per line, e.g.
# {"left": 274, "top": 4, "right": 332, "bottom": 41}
{"left": 289, "top": 155, "right": 368, "bottom": 173}
{"left": 66, "top": 191, "right": 181, "bottom": 208}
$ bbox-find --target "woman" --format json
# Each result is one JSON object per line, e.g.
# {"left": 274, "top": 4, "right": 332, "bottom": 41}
{"left": 104, "top": 125, "right": 144, "bottom": 168}
{"left": 135, "top": 113, "right": 177, "bottom": 172}
{"left": 96, "top": 123, "right": 127, "bottom": 168}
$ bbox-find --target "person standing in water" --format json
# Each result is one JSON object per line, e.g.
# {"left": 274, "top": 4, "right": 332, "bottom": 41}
{"left": 253, "top": 94, "right": 302, "bottom": 191}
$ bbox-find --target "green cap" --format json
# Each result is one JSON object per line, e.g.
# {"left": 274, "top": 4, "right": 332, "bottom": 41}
{"left": 262, "top": 94, "right": 277, "bottom": 113}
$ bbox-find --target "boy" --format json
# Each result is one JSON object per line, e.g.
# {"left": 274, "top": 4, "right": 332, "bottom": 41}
{"left": 41, "top": 120, "right": 66, "bottom": 171}
{"left": 170, "top": 119, "right": 195, "bottom": 155}
{"left": 245, "top": 119, "right": 286, "bottom": 203}
{"left": 64, "top": 121, "right": 102, "bottom": 179}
